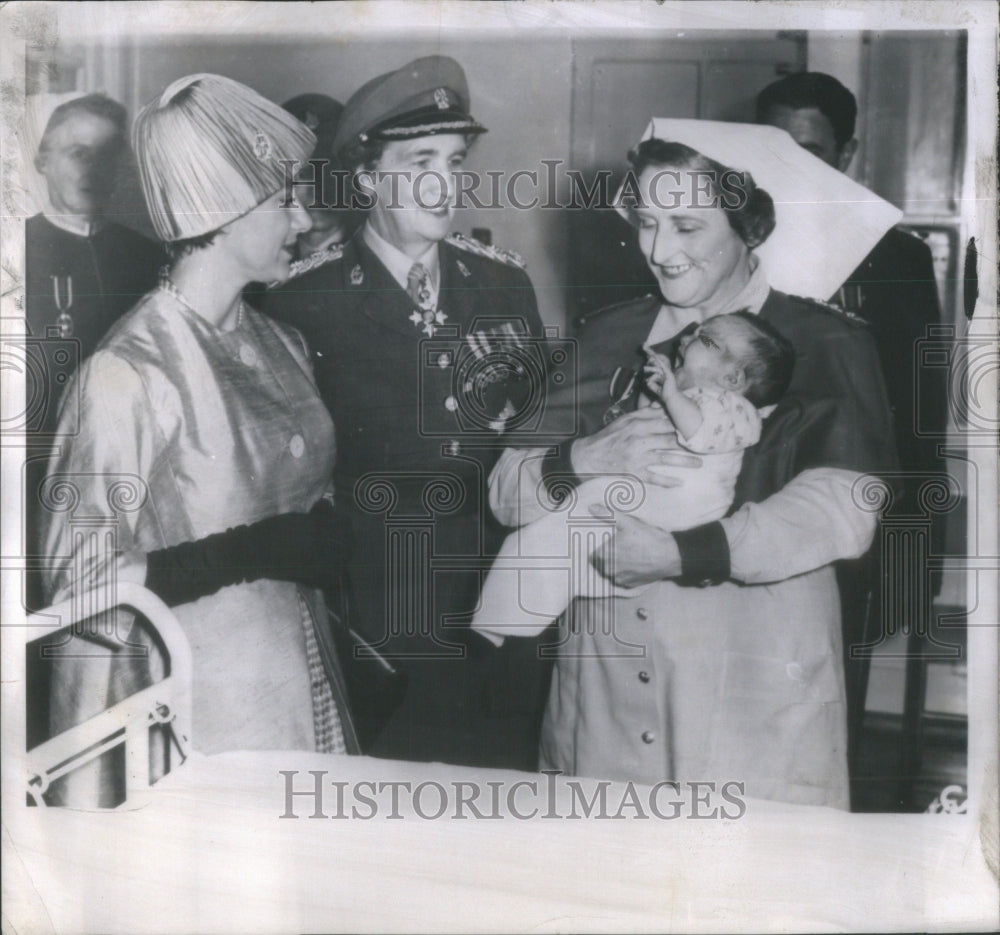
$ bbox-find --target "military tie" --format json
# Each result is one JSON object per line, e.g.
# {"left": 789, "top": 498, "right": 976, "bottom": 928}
{"left": 406, "top": 261, "right": 434, "bottom": 310}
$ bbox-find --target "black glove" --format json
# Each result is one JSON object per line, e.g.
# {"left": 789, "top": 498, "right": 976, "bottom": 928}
{"left": 145, "top": 499, "right": 350, "bottom": 607}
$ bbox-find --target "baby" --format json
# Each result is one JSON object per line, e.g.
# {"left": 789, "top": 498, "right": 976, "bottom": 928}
{"left": 473, "top": 310, "right": 795, "bottom": 642}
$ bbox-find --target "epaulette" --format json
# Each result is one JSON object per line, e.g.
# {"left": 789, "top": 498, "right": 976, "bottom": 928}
{"left": 286, "top": 243, "right": 345, "bottom": 281}
{"left": 445, "top": 232, "right": 526, "bottom": 270}
{"left": 575, "top": 293, "right": 659, "bottom": 329}
{"left": 788, "top": 294, "right": 869, "bottom": 328}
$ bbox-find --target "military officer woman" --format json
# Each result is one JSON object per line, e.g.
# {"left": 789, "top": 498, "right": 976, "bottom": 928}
{"left": 263, "top": 56, "right": 551, "bottom": 769}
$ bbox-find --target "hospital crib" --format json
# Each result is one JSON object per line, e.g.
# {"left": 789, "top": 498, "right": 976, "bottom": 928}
{"left": 25, "top": 583, "right": 192, "bottom": 807}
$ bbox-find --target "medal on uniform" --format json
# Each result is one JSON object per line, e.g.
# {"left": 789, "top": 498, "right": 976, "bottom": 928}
{"left": 405, "top": 260, "right": 446, "bottom": 335}
{"left": 409, "top": 307, "right": 447, "bottom": 337}
{"left": 51, "top": 275, "right": 74, "bottom": 339}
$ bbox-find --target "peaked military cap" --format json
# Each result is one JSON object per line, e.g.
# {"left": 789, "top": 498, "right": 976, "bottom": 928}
{"left": 333, "top": 55, "right": 487, "bottom": 155}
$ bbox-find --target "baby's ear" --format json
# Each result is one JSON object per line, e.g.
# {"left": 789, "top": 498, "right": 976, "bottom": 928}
{"left": 723, "top": 366, "right": 747, "bottom": 391}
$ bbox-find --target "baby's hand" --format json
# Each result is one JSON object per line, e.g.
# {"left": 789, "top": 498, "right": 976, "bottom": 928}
{"left": 642, "top": 345, "right": 675, "bottom": 396}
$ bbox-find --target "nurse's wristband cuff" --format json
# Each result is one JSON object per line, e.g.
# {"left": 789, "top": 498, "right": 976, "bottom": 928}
{"left": 540, "top": 443, "right": 581, "bottom": 504}
{"left": 672, "top": 521, "right": 730, "bottom": 587}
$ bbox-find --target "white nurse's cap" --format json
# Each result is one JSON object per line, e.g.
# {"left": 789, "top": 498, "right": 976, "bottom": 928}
{"left": 620, "top": 118, "right": 902, "bottom": 300}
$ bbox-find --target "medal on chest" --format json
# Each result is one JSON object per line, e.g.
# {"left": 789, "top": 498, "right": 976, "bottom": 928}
{"left": 51, "top": 275, "right": 74, "bottom": 338}
{"left": 409, "top": 306, "right": 448, "bottom": 337}
{"left": 405, "top": 260, "right": 447, "bottom": 336}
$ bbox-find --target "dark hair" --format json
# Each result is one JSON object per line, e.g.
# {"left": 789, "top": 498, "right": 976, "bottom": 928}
{"left": 626, "top": 138, "right": 776, "bottom": 249}
{"left": 339, "top": 131, "right": 481, "bottom": 213}
{"left": 338, "top": 137, "right": 385, "bottom": 174}
{"left": 37, "top": 93, "right": 128, "bottom": 156}
{"left": 164, "top": 229, "right": 221, "bottom": 262}
{"left": 723, "top": 310, "right": 795, "bottom": 408}
{"left": 283, "top": 93, "right": 344, "bottom": 159}
{"left": 755, "top": 72, "right": 858, "bottom": 149}
{"left": 340, "top": 130, "right": 481, "bottom": 174}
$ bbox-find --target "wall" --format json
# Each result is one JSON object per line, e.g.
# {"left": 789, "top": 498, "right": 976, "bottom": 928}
{"left": 68, "top": 30, "right": 966, "bottom": 330}
{"left": 806, "top": 32, "right": 866, "bottom": 183}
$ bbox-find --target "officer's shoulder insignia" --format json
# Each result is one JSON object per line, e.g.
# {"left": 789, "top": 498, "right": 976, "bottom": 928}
{"left": 575, "top": 293, "right": 658, "bottom": 329}
{"left": 286, "top": 243, "right": 345, "bottom": 281}
{"left": 789, "top": 294, "right": 869, "bottom": 328}
{"left": 446, "top": 232, "right": 527, "bottom": 271}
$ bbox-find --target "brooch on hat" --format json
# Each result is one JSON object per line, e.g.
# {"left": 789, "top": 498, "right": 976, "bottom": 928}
{"left": 253, "top": 129, "right": 273, "bottom": 161}
{"left": 434, "top": 88, "right": 450, "bottom": 110}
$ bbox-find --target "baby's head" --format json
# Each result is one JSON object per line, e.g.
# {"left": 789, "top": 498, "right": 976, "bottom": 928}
{"left": 674, "top": 311, "right": 795, "bottom": 407}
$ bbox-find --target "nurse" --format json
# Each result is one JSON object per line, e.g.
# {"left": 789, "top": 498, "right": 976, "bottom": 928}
{"left": 489, "top": 134, "right": 896, "bottom": 808}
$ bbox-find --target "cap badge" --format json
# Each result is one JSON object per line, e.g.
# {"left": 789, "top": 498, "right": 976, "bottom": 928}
{"left": 304, "top": 110, "right": 320, "bottom": 131}
{"left": 350, "top": 264, "right": 364, "bottom": 285}
{"left": 252, "top": 129, "right": 272, "bottom": 161}
{"left": 434, "top": 87, "right": 450, "bottom": 110}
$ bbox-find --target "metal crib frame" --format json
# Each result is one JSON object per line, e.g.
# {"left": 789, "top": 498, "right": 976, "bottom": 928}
{"left": 25, "top": 583, "right": 192, "bottom": 807}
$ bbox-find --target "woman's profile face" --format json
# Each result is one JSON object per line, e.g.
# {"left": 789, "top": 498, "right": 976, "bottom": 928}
{"left": 221, "top": 189, "right": 312, "bottom": 284}
{"left": 634, "top": 165, "right": 750, "bottom": 310}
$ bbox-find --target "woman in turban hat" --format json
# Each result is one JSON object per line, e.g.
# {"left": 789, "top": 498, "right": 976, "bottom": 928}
{"left": 42, "top": 74, "right": 357, "bottom": 806}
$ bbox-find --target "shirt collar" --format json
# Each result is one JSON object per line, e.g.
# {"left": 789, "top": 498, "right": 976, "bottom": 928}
{"left": 42, "top": 211, "right": 106, "bottom": 238}
{"left": 362, "top": 222, "right": 440, "bottom": 296}
{"left": 721, "top": 253, "right": 770, "bottom": 315}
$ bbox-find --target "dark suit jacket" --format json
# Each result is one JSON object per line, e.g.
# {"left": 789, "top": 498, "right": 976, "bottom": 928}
{"left": 25, "top": 215, "right": 164, "bottom": 426}
{"left": 23, "top": 215, "right": 163, "bottom": 610}
{"left": 262, "top": 232, "right": 548, "bottom": 764}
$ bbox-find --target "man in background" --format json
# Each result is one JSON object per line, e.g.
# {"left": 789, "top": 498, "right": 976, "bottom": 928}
{"left": 281, "top": 93, "right": 360, "bottom": 263}
{"left": 757, "top": 72, "right": 950, "bottom": 774}
{"left": 24, "top": 93, "right": 163, "bottom": 611}
{"left": 26, "top": 93, "right": 163, "bottom": 392}
{"left": 756, "top": 72, "right": 948, "bottom": 524}
{"left": 23, "top": 93, "right": 163, "bottom": 750}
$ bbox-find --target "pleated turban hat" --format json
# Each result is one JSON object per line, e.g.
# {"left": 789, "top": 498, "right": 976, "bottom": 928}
{"left": 133, "top": 73, "right": 316, "bottom": 242}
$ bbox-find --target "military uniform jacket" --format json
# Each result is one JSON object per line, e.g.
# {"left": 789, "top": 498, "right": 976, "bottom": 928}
{"left": 836, "top": 228, "right": 947, "bottom": 511}
{"left": 263, "top": 233, "right": 544, "bottom": 656}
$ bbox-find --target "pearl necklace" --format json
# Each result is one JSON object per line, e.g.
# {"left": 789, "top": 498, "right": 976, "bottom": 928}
{"left": 159, "top": 273, "right": 244, "bottom": 330}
